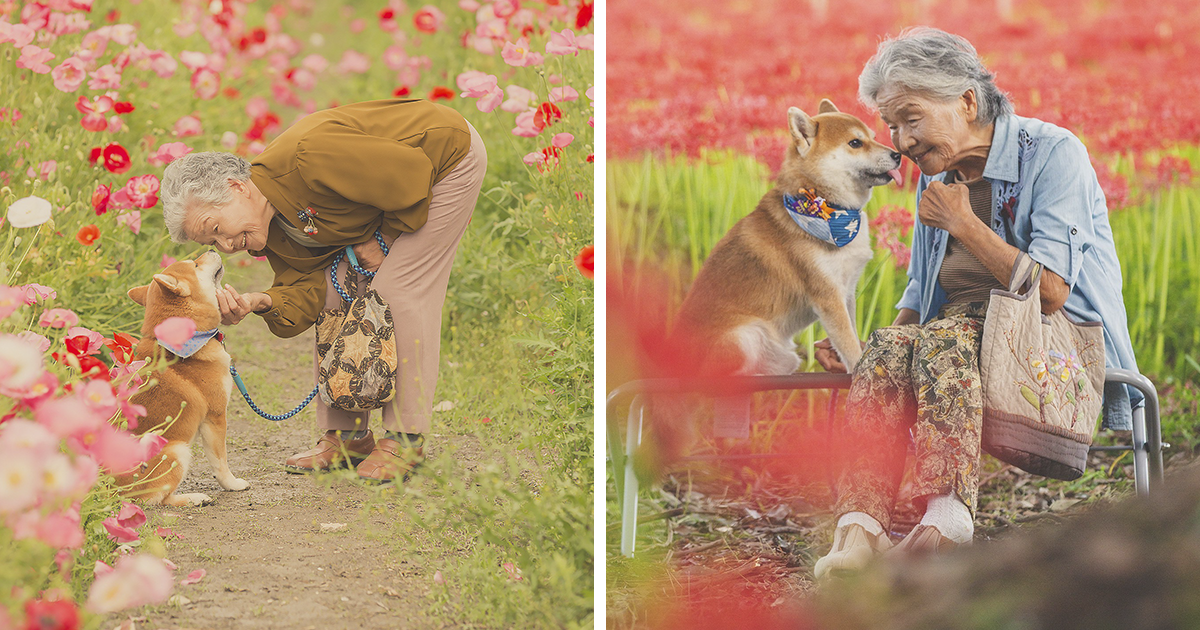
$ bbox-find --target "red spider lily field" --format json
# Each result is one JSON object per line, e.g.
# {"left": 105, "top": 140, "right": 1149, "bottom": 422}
{"left": 0, "top": 0, "right": 593, "bottom": 628}
{"left": 607, "top": 0, "right": 1200, "bottom": 627}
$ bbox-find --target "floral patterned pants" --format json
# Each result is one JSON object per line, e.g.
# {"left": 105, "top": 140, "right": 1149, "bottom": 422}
{"left": 834, "top": 303, "right": 987, "bottom": 532}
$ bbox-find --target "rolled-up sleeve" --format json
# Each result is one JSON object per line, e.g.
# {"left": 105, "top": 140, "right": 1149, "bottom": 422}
{"left": 296, "top": 119, "right": 436, "bottom": 233}
{"left": 257, "top": 252, "right": 327, "bottom": 338}
{"left": 1025, "top": 136, "right": 1095, "bottom": 289}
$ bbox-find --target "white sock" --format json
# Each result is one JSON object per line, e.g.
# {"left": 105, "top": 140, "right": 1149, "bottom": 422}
{"left": 920, "top": 493, "right": 974, "bottom": 544}
{"left": 836, "top": 511, "right": 884, "bottom": 537}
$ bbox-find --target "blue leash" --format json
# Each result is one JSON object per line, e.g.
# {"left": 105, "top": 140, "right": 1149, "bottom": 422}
{"left": 226, "top": 231, "right": 388, "bottom": 421}
{"left": 229, "top": 363, "right": 318, "bottom": 421}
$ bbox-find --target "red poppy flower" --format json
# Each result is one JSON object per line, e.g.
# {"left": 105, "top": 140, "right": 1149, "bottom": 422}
{"left": 92, "top": 184, "right": 111, "bottom": 216}
{"left": 533, "top": 102, "right": 562, "bottom": 130}
{"left": 101, "top": 143, "right": 131, "bottom": 174}
{"left": 575, "top": 0, "right": 593, "bottom": 29}
{"left": 24, "top": 599, "right": 80, "bottom": 630}
{"left": 88, "top": 146, "right": 102, "bottom": 165}
{"left": 223, "top": 86, "right": 241, "bottom": 99}
{"left": 105, "top": 9, "right": 119, "bottom": 22}
{"left": 104, "top": 331, "right": 138, "bottom": 363}
{"left": 76, "top": 224, "right": 100, "bottom": 246}
{"left": 428, "top": 86, "right": 455, "bottom": 101}
{"left": 574, "top": 244, "right": 594, "bottom": 280}
{"left": 113, "top": 101, "right": 135, "bottom": 114}
{"left": 393, "top": 85, "right": 411, "bottom": 97}
{"left": 250, "top": 27, "right": 267, "bottom": 43}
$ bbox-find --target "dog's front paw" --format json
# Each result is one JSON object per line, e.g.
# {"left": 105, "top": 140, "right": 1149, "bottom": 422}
{"left": 223, "top": 477, "right": 250, "bottom": 492}
{"left": 173, "top": 493, "right": 214, "bottom": 507}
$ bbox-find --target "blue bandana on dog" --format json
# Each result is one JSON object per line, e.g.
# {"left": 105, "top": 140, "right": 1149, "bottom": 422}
{"left": 158, "top": 328, "right": 222, "bottom": 358}
{"left": 782, "top": 189, "right": 862, "bottom": 248}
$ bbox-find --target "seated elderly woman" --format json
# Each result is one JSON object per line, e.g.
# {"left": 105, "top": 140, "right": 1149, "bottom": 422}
{"left": 160, "top": 98, "right": 486, "bottom": 483}
{"left": 812, "top": 27, "right": 1141, "bottom": 578}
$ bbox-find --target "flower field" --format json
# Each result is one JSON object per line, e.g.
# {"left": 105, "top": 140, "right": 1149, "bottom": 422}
{"left": 1, "top": 0, "right": 594, "bottom": 627}
{"left": 607, "top": 0, "right": 1200, "bottom": 626}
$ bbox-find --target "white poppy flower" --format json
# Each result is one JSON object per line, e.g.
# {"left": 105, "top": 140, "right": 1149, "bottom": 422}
{"left": 6, "top": 196, "right": 52, "bottom": 228}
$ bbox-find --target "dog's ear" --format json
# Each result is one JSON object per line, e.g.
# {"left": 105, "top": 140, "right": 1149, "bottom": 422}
{"left": 152, "top": 273, "right": 191, "bottom": 297}
{"left": 788, "top": 107, "right": 817, "bottom": 157}
{"left": 818, "top": 99, "right": 839, "bottom": 114}
{"left": 127, "top": 285, "right": 149, "bottom": 306}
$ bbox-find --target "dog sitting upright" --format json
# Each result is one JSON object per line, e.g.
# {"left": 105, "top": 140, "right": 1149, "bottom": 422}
{"left": 116, "top": 250, "right": 249, "bottom": 506}
{"left": 639, "top": 99, "right": 903, "bottom": 478}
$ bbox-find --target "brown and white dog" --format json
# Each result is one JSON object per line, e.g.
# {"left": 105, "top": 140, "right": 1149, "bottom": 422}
{"left": 639, "top": 99, "right": 903, "bottom": 478}
{"left": 116, "top": 251, "right": 249, "bottom": 506}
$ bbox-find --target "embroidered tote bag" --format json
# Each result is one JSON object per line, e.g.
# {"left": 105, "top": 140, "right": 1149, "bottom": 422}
{"left": 316, "top": 258, "right": 397, "bottom": 412}
{"left": 979, "top": 252, "right": 1106, "bottom": 480}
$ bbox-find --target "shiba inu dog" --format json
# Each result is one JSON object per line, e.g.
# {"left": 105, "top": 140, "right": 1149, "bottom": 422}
{"left": 638, "top": 99, "right": 903, "bottom": 479}
{"left": 116, "top": 251, "right": 249, "bottom": 506}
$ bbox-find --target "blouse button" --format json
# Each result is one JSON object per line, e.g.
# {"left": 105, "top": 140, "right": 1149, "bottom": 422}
{"left": 1070, "top": 227, "right": 1078, "bottom": 235}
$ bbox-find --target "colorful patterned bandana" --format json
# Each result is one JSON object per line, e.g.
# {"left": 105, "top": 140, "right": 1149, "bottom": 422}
{"left": 158, "top": 327, "right": 222, "bottom": 358}
{"left": 782, "top": 188, "right": 862, "bottom": 248}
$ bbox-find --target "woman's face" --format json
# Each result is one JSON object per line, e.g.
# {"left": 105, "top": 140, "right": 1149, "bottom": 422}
{"left": 876, "top": 84, "right": 979, "bottom": 176}
{"left": 185, "top": 180, "right": 272, "bottom": 254}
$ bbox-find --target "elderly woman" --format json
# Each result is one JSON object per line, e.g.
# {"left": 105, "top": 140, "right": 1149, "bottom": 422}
{"left": 811, "top": 27, "right": 1140, "bottom": 577}
{"left": 160, "top": 98, "right": 486, "bottom": 483}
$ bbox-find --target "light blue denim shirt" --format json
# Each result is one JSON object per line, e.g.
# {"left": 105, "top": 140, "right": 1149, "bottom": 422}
{"left": 897, "top": 114, "right": 1142, "bottom": 430}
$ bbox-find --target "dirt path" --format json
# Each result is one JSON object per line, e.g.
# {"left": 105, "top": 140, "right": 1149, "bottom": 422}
{"left": 132, "top": 259, "right": 479, "bottom": 630}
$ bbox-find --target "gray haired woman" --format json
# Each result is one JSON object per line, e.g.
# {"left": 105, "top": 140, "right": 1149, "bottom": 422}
{"left": 812, "top": 27, "right": 1140, "bottom": 578}
{"left": 160, "top": 98, "right": 486, "bottom": 483}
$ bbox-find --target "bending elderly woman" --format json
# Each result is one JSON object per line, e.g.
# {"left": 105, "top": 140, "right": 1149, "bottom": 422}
{"left": 812, "top": 28, "right": 1140, "bottom": 578}
{"left": 160, "top": 98, "right": 487, "bottom": 483}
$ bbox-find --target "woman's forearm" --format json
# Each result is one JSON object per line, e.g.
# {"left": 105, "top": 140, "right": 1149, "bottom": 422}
{"left": 953, "top": 219, "right": 1070, "bottom": 313}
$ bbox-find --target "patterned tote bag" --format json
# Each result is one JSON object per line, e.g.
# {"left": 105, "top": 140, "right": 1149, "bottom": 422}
{"left": 315, "top": 259, "right": 398, "bottom": 412}
{"left": 979, "top": 252, "right": 1107, "bottom": 480}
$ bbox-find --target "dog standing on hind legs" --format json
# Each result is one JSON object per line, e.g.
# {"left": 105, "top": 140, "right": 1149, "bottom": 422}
{"left": 115, "top": 250, "right": 250, "bottom": 507}
{"left": 635, "top": 99, "right": 904, "bottom": 481}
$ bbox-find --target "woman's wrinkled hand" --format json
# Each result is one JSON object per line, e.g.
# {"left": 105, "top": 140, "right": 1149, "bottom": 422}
{"left": 217, "top": 285, "right": 270, "bottom": 326}
{"left": 918, "top": 180, "right": 975, "bottom": 236}
{"left": 814, "top": 338, "right": 847, "bottom": 373}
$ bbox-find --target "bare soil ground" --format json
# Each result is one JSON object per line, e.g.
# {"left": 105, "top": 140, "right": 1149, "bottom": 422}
{"left": 126, "top": 261, "right": 478, "bottom": 630}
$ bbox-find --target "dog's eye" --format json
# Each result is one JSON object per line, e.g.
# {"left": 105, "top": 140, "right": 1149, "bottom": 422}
{"left": 848, "top": 139, "right": 863, "bottom": 148}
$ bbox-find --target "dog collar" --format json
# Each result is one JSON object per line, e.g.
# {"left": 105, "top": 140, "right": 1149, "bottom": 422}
{"left": 158, "top": 328, "right": 224, "bottom": 358}
{"left": 783, "top": 189, "right": 861, "bottom": 248}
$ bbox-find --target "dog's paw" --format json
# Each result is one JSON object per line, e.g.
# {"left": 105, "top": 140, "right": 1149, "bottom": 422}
{"left": 174, "top": 493, "right": 214, "bottom": 507}
{"left": 223, "top": 477, "right": 250, "bottom": 492}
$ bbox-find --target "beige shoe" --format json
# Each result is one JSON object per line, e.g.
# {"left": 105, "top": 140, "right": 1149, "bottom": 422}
{"left": 892, "top": 524, "right": 961, "bottom": 555}
{"left": 814, "top": 523, "right": 893, "bottom": 581}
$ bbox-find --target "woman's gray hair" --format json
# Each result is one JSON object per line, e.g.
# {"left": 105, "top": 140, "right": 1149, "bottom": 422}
{"left": 160, "top": 152, "right": 252, "bottom": 244}
{"left": 858, "top": 27, "right": 1013, "bottom": 126}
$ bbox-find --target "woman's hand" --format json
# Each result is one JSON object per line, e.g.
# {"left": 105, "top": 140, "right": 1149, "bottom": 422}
{"left": 217, "top": 285, "right": 271, "bottom": 326}
{"left": 814, "top": 338, "right": 867, "bottom": 374}
{"left": 351, "top": 235, "right": 396, "bottom": 273}
{"left": 918, "top": 180, "right": 976, "bottom": 236}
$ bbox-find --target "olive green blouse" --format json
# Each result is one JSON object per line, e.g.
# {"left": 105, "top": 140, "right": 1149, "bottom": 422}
{"left": 247, "top": 99, "right": 471, "bottom": 338}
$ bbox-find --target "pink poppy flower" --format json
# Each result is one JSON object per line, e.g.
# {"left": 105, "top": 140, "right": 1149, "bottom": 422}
{"left": 522, "top": 151, "right": 546, "bottom": 166}
{"left": 138, "top": 432, "right": 167, "bottom": 463}
{"left": 552, "top": 133, "right": 575, "bottom": 149}
{"left": 147, "top": 51, "right": 178, "bottom": 78}
{"left": 87, "top": 554, "right": 174, "bottom": 613}
{"left": 501, "top": 85, "right": 537, "bottom": 113}
{"left": 116, "top": 210, "right": 142, "bottom": 234}
{"left": 147, "top": 141, "right": 193, "bottom": 167}
{"left": 337, "top": 50, "right": 371, "bottom": 74}
{"left": 457, "top": 71, "right": 495, "bottom": 96}
{"left": 289, "top": 67, "right": 316, "bottom": 91}
{"left": 105, "top": 23, "right": 137, "bottom": 46}
{"left": 0, "top": 285, "right": 24, "bottom": 319}
{"left": 512, "top": 109, "right": 540, "bottom": 137}
{"left": 413, "top": 5, "right": 446, "bottom": 33}
{"left": 66, "top": 326, "right": 104, "bottom": 354}
{"left": 161, "top": 254, "right": 177, "bottom": 268}
{"left": 16, "top": 44, "right": 55, "bottom": 74}
{"left": 77, "top": 30, "right": 109, "bottom": 61}
{"left": 245, "top": 96, "right": 271, "bottom": 119}
{"left": 34, "top": 395, "right": 103, "bottom": 440}
{"left": 116, "top": 502, "right": 147, "bottom": 529}
{"left": 349, "top": 18, "right": 366, "bottom": 33}
{"left": 0, "top": 21, "right": 35, "bottom": 47}
{"left": 51, "top": 56, "right": 88, "bottom": 92}
{"left": 87, "top": 64, "right": 122, "bottom": 90}
{"left": 178, "top": 50, "right": 210, "bottom": 72}
{"left": 15, "top": 331, "right": 50, "bottom": 354}
{"left": 477, "top": 88, "right": 503, "bottom": 113}
{"left": 576, "top": 33, "right": 595, "bottom": 50}
{"left": 501, "top": 38, "right": 543, "bottom": 67}
{"left": 0, "top": 449, "right": 42, "bottom": 515}
{"left": 102, "top": 517, "right": 140, "bottom": 543}
{"left": 191, "top": 68, "right": 220, "bottom": 99}
{"left": 35, "top": 505, "right": 85, "bottom": 549}
{"left": 475, "top": 18, "right": 507, "bottom": 41}
{"left": 0, "top": 335, "right": 43, "bottom": 395}
{"left": 155, "top": 316, "right": 196, "bottom": 348}
{"left": 301, "top": 53, "right": 328, "bottom": 74}
{"left": 494, "top": 0, "right": 519, "bottom": 17}
{"left": 80, "top": 424, "right": 147, "bottom": 474}
{"left": 3, "top": 368, "right": 56, "bottom": 405}
{"left": 545, "top": 29, "right": 579, "bottom": 55}
{"left": 220, "top": 131, "right": 238, "bottom": 149}
{"left": 550, "top": 86, "right": 579, "bottom": 103}
{"left": 123, "top": 174, "right": 160, "bottom": 209}
{"left": 174, "top": 115, "right": 202, "bottom": 137}
{"left": 94, "top": 561, "right": 114, "bottom": 578}
{"left": 20, "top": 283, "right": 56, "bottom": 305}
{"left": 0, "top": 418, "right": 58, "bottom": 457}
{"left": 79, "top": 379, "right": 119, "bottom": 418}
{"left": 459, "top": 0, "right": 480, "bottom": 9}
{"left": 383, "top": 45, "right": 407, "bottom": 71}
{"left": 106, "top": 115, "right": 125, "bottom": 133}
{"left": 39, "top": 308, "right": 80, "bottom": 329}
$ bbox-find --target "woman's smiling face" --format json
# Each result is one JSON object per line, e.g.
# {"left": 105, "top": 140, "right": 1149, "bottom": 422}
{"left": 876, "top": 84, "right": 979, "bottom": 177}
{"left": 184, "top": 180, "right": 272, "bottom": 254}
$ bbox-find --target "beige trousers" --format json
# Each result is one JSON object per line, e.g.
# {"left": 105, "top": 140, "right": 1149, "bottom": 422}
{"left": 314, "top": 123, "right": 487, "bottom": 434}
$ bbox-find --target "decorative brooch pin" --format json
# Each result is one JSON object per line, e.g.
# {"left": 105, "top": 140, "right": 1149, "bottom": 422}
{"left": 297, "top": 206, "right": 318, "bottom": 235}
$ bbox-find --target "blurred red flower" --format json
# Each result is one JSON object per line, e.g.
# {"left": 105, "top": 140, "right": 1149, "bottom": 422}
{"left": 533, "top": 102, "right": 562, "bottom": 130}
{"left": 575, "top": 0, "right": 593, "bottom": 29}
{"left": 574, "top": 244, "right": 594, "bottom": 279}
{"left": 413, "top": 5, "right": 446, "bottom": 33}
{"left": 91, "top": 184, "right": 110, "bottom": 216}
{"left": 113, "top": 101, "right": 134, "bottom": 114}
{"left": 100, "top": 143, "right": 131, "bottom": 174}
{"left": 428, "top": 86, "right": 455, "bottom": 101}
{"left": 76, "top": 224, "right": 100, "bottom": 246}
{"left": 393, "top": 86, "right": 411, "bottom": 97}
{"left": 23, "top": 598, "right": 80, "bottom": 630}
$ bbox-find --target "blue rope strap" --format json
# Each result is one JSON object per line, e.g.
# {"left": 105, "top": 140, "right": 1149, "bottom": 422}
{"left": 229, "top": 363, "right": 318, "bottom": 422}
{"left": 331, "top": 230, "right": 390, "bottom": 303}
